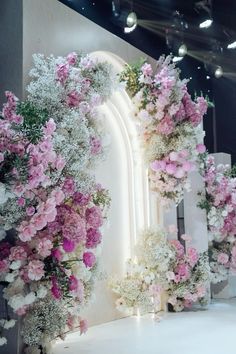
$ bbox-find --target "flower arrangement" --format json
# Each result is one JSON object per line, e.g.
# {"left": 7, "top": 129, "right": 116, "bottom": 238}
{"left": 198, "top": 154, "right": 236, "bottom": 283}
{"left": 0, "top": 52, "right": 112, "bottom": 352}
{"left": 110, "top": 228, "right": 209, "bottom": 314}
{"left": 120, "top": 56, "right": 208, "bottom": 204}
{"left": 209, "top": 241, "right": 236, "bottom": 283}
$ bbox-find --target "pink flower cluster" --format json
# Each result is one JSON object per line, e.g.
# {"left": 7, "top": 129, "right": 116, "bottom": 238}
{"left": 167, "top": 239, "right": 206, "bottom": 310}
{"left": 122, "top": 56, "right": 208, "bottom": 204}
{"left": 202, "top": 155, "right": 236, "bottom": 240}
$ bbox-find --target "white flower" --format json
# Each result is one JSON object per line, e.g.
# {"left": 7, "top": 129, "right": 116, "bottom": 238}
{"left": 24, "top": 292, "right": 36, "bottom": 305}
{"left": 5, "top": 271, "right": 18, "bottom": 283}
{"left": 3, "top": 319, "right": 16, "bottom": 329}
{"left": 0, "top": 337, "right": 7, "bottom": 346}
{"left": 10, "top": 260, "right": 21, "bottom": 270}
{"left": 37, "top": 286, "right": 48, "bottom": 299}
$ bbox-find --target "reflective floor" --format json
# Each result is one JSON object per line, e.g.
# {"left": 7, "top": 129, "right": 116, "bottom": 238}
{"left": 53, "top": 299, "right": 236, "bottom": 354}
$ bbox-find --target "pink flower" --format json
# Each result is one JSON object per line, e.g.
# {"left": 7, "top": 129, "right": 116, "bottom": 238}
{"left": 69, "top": 275, "right": 78, "bottom": 291}
{"left": 26, "top": 206, "right": 35, "bottom": 216}
{"left": 181, "top": 234, "right": 192, "bottom": 242}
{"left": 17, "top": 197, "right": 25, "bottom": 207}
{"left": 141, "top": 63, "right": 153, "bottom": 76}
{"left": 150, "top": 160, "right": 166, "bottom": 172}
{"left": 187, "top": 247, "right": 199, "bottom": 266}
{"left": 28, "top": 260, "right": 45, "bottom": 281}
{"left": 169, "top": 152, "right": 179, "bottom": 161}
{"left": 174, "top": 167, "right": 185, "bottom": 179}
{"left": 86, "top": 206, "right": 103, "bottom": 228}
{"left": 54, "top": 155, "right": 65, "bottom": 171}
{"left": 170, "top": 240, "right": 185, "bottom": 258}
{"left": 51, "top": 248, "right": 63, "bottom": 261}
{"left": 9, "top": 246, "right": 27, "bottom": 261}
{"left": 50, "top": 188, "right": 65, "bottom": 205}
{"left": 196, "top": 144, "right": 206, "bottom": 154}
{"left": 38, "top": 238, "right": 53, "bottom": 257}
{"left": 62, "top": 177, "right": 76, "bottom": 197}
{"left": 43, "top": 118, "right": 56, "bottom": 136}
{"left": 90, "top": 136, "right": 102, "bottom": 155}
{"left": 83, "top": 252, "right": 96, "bottom": 268}
{"left": 165, "top": 163, "right": 177, "bottom": 175}
{"left": 66, "top": 90, "right": 81, "bottom": 107}
{"left": 79, "top": 319, "right": 88, "bottom": 335}
{"left": 31, "top": 214, "right": 48, "bottom": 231}
{"left": 63, "top": 238, "right": 75, "bottom": 253}
{"left": 51, "top": 279, "right": 62, "bottom": 300}
{"left": 67, "top": 52, "right": 78, "bottom": 66}
{"left": 196, "top": 96, "right": 208, "bottom": 116}
{"left": 86, "top": 228, "right": 102, "bottom": 248}
{"left": 18, "top": 222, "right": 36, "bottom": 242}
{"left": 217, "top": 252, "right": 229, "bottom": 265}
{"left": 157, "top": 114, "right": 175, "bottom": 136}
{"left": 0, "top": 259, "right": 9, "bottom": 273}
{"left": 56, "top": 63, "right": 69, "bottom": 84}
{"left": 73, "top": 192, "right": 91, "bottom": 206}
{"left": 182, "top": 161, "right": 193, "bottom": 172}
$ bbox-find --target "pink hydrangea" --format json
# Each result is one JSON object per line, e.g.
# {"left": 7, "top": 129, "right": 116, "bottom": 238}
{"left": 63, "top": 238, "right": 75, "bottom": 253}
{"left": 67, "top": 52, "right": 78, "bottom": 66}
{"left": 187, "top": 247, "right": 199, "bottom": 267}
{"left": 156, "top": 114, "right": 175, "bottom": 136}
{"left": 169, "top": 240, "right": 185, "bottom": 258}
{"left": 86, "top": 206, "right": 103, "bottom": 228}
{"left": 62, "top": 177, "right": 76, "bottom": 197}
{"left": 83, "top": 251, "right": 96, "bottom": 268}
{"left": 66, "top": 90, "right": 82, "bottom": 107}
{"left": 86, "top": 228, "right": 102, "bottom": 248}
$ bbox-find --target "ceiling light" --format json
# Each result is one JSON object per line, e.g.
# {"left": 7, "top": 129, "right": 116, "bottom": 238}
{"left": 178, "top": 44, "right": 187, "bottom": 57}
{"left": 124, "top": 12, "right": 137, "bottom": 33}
{"left": 173, "top": 56, "right": 183, "bottom": 63}
{"left": 214, "top": 66, "right": 223, "bottom": 78}
{"left": 199, "top": 19, "right": 213, "bottom": 28}
{"left": 227, "top": 41, "right": 236, "bottom": 49}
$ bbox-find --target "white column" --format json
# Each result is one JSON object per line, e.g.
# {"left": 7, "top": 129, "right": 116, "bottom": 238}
{"left": 184, "top": 171, "right": 208, "bottom": 253}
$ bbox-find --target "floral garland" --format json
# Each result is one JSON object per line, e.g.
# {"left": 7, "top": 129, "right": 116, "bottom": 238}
{"left": 198, "top": 154, "right": 236, "bottom": 283}
{"left": 110, "top": 228, "right": 209, "bottom": 314}
{"left": 0, "top": 52, "right": 112, "bottom": 352}
{"left": 120, "top": 56, "right": 208, "bottom": 205}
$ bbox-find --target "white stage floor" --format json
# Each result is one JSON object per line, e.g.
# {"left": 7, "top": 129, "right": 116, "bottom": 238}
{"left": 53, "top": 299, "right": 236, "bottom": 354}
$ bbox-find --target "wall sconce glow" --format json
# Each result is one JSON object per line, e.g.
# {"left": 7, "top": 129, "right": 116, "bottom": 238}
{"left": 178, "top": 44, "right": 187, "bottom": 57}
{"left": 124, "top": 12, "right": 137, "bottom": 33}
{"left": 214, "top": 66, "right": 223, "bottom": 78}
{"left": 227, "top": 41, "right": 236, "bottom": 49}
{"left": 199, "top": 19, "right": 213, "bottom": 28}
{"left": 173, "top": 56, "right": 183, "bottom": 63}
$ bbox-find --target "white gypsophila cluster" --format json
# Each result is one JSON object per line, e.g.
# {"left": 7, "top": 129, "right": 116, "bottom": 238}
{"left": 27, "top": 53, "right": 113, "bottom": 193}
{"left": 0, "top": 182, "right": 14, "bottom": 205}
{"left": 0, "top": 197, "right": 25, "bottom": 230}
{"left": 21, "top": 297, "right": 67, "bottom": 347}
{"left": 210, "top": 261, "right": 228, "bottom": 283}
{"left": 136, "top": 228, "right": 175, "bottom": 272}
{"left": 110, "top": 274, "right": 152, "bottom": 314}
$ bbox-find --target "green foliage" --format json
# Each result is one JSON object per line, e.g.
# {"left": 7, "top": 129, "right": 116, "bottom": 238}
{"left": 16, "top": 101, "right": 49, "bottom": 144}
{"left": 0, "top": 152, "right": 29, "bottom": 183}
{"left": 119, "top": 59, "right": 146, "bottom": 97}
{"left": 225, "top": 164, "right": 236, "bottom": 178}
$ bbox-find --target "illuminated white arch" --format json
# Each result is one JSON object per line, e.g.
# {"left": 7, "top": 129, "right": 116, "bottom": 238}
{"left": 91, "top": 50, "right": 152, "bottom": 254}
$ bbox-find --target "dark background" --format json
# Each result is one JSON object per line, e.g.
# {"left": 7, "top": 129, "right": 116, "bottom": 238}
{"left": 59, "top": 0, "right": 236, "bottom": 162}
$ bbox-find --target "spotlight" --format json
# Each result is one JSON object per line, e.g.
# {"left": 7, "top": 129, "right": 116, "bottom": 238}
{"left": 199, "top": 19, "right": 213, "bottom": 28}
{"left": 214, "top": 66, "right": 223, "bottom": 78}
{"left": 227, "top": 41, "right": 236, "bottom": 49}
{"left": 124, "top": 12, "right": 137, "bottom": 33}
{"left": 178, "top": 44, "right": 187, "bottom": 57}
{"left": 173, "top": 56, "right": 183, "bottom": 63}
